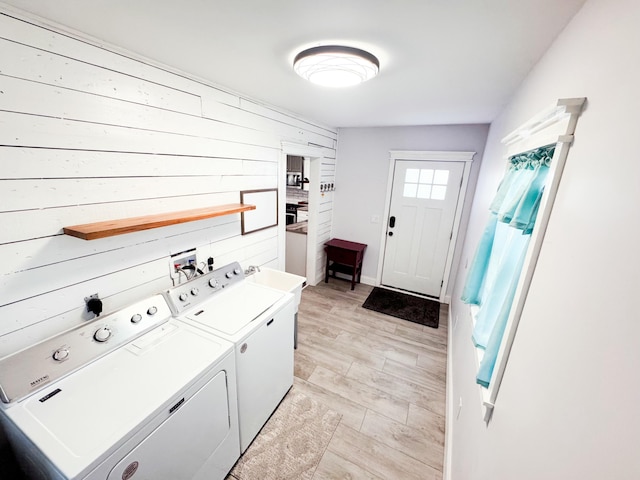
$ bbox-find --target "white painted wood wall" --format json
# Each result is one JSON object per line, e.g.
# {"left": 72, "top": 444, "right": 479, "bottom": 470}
{"left": 0, "top": 10, "right": 337, "bottom": 357}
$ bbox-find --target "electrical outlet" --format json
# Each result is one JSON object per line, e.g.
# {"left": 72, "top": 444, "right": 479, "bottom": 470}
{"left": 169, "top": 248, "right": 197, "bottom": 284}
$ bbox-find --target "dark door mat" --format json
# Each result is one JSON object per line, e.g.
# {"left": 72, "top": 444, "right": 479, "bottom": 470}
{"left": 362, "top": 287, "right": 440, "bottom": 328}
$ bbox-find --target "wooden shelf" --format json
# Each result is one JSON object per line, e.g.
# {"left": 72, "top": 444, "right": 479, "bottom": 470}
{"left": 63, "top": 203, "right": 256, "bottom": 240}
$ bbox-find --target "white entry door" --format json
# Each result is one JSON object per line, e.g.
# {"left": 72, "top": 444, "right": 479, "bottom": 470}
{"left": 381, "top": 160, "right": 465, "bottom": 297}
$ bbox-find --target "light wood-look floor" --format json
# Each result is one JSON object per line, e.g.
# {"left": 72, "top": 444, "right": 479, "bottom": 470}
{"left": 294, "top": 279, "right": 448, "bottom": 480}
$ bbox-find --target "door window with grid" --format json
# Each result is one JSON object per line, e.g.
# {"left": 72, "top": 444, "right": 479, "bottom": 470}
{"left": 403, "top": 168, "right": 450, "bottom": 200}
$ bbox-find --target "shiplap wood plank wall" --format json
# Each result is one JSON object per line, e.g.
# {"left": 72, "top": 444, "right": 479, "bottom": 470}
{"left": 0, "top": 10, "right": 337, "bottom": 357}
{"left": 316, "top": 158, "right": 336, "bottom": 268}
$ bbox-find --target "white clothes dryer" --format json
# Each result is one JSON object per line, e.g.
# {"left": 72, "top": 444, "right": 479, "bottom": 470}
{"left": 164, "top": 262, "right": 295, "bottom": 453}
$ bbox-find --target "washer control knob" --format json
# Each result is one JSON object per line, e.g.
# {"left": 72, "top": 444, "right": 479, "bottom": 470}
{"left": 147, "top": 306, "right": 158, "bottom": 316}
{"left": 52, "top": 348, "right": 69, "bottom": 361}
{"left": 233, "top": 268, "right": 242, "bottom": 275}
{"left": 94, "top": 327, "right": 112, "bottom": 343}
{"left": 226, "top": 271, "right": 233, "bottom": 279}
{"left": 190, "top": 288, "right": 199, "bottom": 296}
{"left": 208, "top": 279, "right": 219, "bottom": 288}
{"left": 179, "top": 293, "right": 188, "bottom": 302}
{"left": 131, "top": 313, "right": 142, "bottom": 324}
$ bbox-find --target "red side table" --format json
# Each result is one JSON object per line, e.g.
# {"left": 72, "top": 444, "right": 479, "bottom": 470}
{"left": 324, "top": 238, "right": 367, "bottom": 290}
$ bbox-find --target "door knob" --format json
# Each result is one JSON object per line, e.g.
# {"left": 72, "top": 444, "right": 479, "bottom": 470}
{"left": 388, "top": 231, "right": 394, "bottom": 236}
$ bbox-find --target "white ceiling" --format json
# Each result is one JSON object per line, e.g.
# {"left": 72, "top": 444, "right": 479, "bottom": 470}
{"left": 2, "top": 0, "right": 587, "bottom": 128}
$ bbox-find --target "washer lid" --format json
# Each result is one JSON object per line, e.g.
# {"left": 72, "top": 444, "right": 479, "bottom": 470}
{"left": 3, "top": 321, "right": 233, "bottom": 478}
{"left": 185, "top": 283, "right": 285, "bottom": 335}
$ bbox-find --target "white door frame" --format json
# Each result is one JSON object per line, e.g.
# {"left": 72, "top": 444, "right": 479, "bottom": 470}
{"left": 280, "top": 142, "right": 325, "bottom": 285}
{"left": 376, "top": 150, "right": 475, "bottom": 303}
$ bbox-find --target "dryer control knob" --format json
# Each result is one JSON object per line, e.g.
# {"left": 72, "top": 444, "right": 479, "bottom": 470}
{"left": 208, "top": 279, "right": 219, "bottom": 288}
{"left": 147, "top": 306, "right": 158, "bottom": 315}
{"left": 179, "top": 293, "right": 188, "bottom": 302}
{"left": 233, "top": 268, "right": 242, "bottom": 275}
{"left": 52, "top": 348, "right": 69, "bottom": 361}
{"left": 226, "top": 271, "right": 233, "bottom": 279}
{"left": 94, "top": 327, "right": 112, "bottom": 343}
{"left": 191, "top": 288, "right": 199, "bottom": 296}
{"left": 130, "top": 313, "right": 142, "bottom": 324}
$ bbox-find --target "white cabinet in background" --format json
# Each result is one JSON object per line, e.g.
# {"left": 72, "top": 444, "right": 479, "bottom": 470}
{"left": 286, "top": 231, "right": 306, "bottom": 277}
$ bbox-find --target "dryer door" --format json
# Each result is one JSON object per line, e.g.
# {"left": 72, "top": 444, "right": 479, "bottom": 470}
{"left": 107, "top": 370, "right": 234, "bottom": 480}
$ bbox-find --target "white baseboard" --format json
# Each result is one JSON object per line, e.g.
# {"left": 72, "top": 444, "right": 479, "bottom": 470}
{"left": 444, "top": 304, "right": 454, "bottom": 480}
{"left": 360, "top": 275, "right": 376, "bottom": 286}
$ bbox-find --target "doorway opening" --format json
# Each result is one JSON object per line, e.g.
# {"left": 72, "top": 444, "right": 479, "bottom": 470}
{"left": 280, "top": 143, "right": 325, "bottom": 285}
{"left": 285, "top": 155, "right": 310, "bottom": 277}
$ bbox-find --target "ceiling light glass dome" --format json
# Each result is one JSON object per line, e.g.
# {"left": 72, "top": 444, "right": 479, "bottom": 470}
{"left": 293, "top": 45, "right": 380, "bottom": 88}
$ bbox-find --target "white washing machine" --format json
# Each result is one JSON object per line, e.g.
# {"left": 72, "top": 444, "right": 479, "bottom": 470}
{"left": 0, "top": 294, "right": 240, "bottom": 480}
{"left": 164, "top": 262, "right": 295, "bottom": 453}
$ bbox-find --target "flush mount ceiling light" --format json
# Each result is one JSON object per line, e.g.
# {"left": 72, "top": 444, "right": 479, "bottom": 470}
{"left": 293, "top": 45, "right": 380, "bottom": 88}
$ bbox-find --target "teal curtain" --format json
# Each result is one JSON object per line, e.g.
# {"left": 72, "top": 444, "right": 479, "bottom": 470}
{"left": 462, "top": 144, "right": 555, "bottom": 388}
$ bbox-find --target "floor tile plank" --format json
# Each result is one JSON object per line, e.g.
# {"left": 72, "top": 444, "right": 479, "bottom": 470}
{"left": 367, "top": 328, "right": 447, "bottom": 359}
{"left": 296, "top": 335, "right": 355, "bottom": 376}
{"left": 329, "top": 305, "right": 399, "bottom": 334}
{"left": 346, "top": 362, "right": 446, "bottom": 417}
{"left": 360, "top": 409, "right": 444, "bottom": 471}
{"left": 294, "top": 350, "right": 318, "bottom": 381}
{"left": 335, "top": 330, "right": 419, "bottom": 367}
{"left": 299, "top": 331, "right": 387, "bottom": 371}
{"left": 312, "top": 450, "right": 383, "bottom": 480}
{"left": 293, "top": 377, "right": 367, "bottom": 431}
{"left": 327, "top": 423, "right": 442, "bottom": 480}
{"left": 307, "top": 365, "right": 409, "bottom": 423}
{"left": 407, "top": 403, "right": 446, "bottom": 441}
{"left": 395, "top": 324, "right": 448, "bottom": 349}
{"left": 383, "top": 358, "right": 446, "bottom": 394}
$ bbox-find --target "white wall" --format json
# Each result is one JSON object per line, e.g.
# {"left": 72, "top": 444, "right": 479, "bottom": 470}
{"left": 448, "top": 0, "right": 640, "bottom": 478}
{"left": 333, "top": 125, "right": 489, "bottom": 295}
{"left": 0, "top": 9, "right": 336, "bottom": 361}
